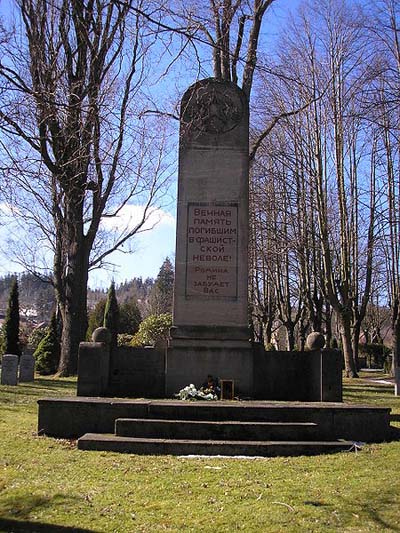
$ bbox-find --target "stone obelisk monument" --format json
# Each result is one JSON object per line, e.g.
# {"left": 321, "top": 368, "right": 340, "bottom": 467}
{"left": 166, "top": 78, "right": 253, "bottom": 396}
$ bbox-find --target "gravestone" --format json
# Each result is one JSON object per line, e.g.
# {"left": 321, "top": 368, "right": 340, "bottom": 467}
{"left": 1, "top": 354, "right": 19, "bottom": 386}
{"left": 19, "top": 353, "right": 35, "bottom": 382}
{"left": 166, "top": 78, "right": 253, "bottom": 396}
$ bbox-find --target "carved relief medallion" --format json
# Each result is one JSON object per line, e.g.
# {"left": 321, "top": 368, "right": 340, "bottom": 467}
{"left": 182, "top": 79, "right": 244, "bottom": 134}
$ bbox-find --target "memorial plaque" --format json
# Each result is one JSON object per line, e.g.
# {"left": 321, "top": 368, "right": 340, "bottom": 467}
{"left": 186, "top": 203, "right": 238, "bottom": 298}
{"left": 19, "top": 353, "right": 35, "bottom": 382}
{"left": 1, "top": 354, "right": 19, "bottom": 386}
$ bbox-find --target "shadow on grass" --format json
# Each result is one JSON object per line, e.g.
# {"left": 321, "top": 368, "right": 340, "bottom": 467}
{"left": 362, "top": 491, "right": 400, "bottom": 532}
{"left": 0, "top": 517, "right": 98, "bottom": 532}
{"left": 344, "top": 386, "right": 394, "bottom": 394}
{"left": 0, "top": 491, "right": 100, "bottom": 533}
{"left": 304, "top": 500, "right": 330, "bottom": 507}
{"left": 1, "top": 379, "right": 77, "bottom": 399}
{"left": 24, "top": 378, "right": 77, "bottom": 390}
{"left": 0, "top": 491, "right": 86, "bottom": 520}
{"left": 389, "top": 425, "right": 400, "bottom": 440}
{"left": 0, "top": 378, "right": 76, "bottom": 389}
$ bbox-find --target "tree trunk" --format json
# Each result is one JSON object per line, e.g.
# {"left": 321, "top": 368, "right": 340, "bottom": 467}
{"left": 264, "top": 310, "right": 274, "bottom": 346}
{"left": 392, "top": 302, "right": 400, "bottom": 393}
{"left": 55, "top": 201, "right": 89, "bottom": 376}
{"left": 338, "top": 312, "right": 358, "bottom": 377}
{"left": 352, "top": 321, "right": 361, "bottom": 371}
{"left": 325, "top": 302, "right": 332, "bottom": 347}
{"left": 286, "top": 323, "right": 296, "bottom": 351}
{"left": 57, "top": 251, "right": 89, "bottom": 375}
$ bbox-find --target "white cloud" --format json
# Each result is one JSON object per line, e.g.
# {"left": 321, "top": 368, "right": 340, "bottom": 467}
{"left": 101, "top": 204, "right": 175, "bottom": 234}
{"left": 0, "top": 201, "right": 177, "bottom": 286}
{"left": 89, "top": 204, "right": 177, "bottom": 286}
{"left": 0, "top": 202, "right": 20, "bottom": 218}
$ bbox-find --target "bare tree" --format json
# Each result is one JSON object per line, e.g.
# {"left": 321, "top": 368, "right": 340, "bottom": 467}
{"left": 161, "top": 0, "right": 277, "bottom": 98}
{"left": 250, "top": 0, "right": 381, "bottom": 376}
{"left": 249, "top": 159, "right": 278, "bottom": 346}
{"left": 366, "top": 0, "right": 400, "bottom": 389}
{"left": 0, "top": 0, "right": 171, "bottom": 374}
{"left": 377, "top": 81, "right": 400, "bottom": 381}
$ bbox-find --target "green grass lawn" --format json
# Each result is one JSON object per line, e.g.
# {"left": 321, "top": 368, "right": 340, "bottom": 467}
{"left": 0, "top": 374, "right": 400, "bottom": 533}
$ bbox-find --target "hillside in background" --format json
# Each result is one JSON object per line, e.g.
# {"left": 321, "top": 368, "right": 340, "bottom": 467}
{"left": 0, "top": 273, "right": 55, "bottom": 322}
{"left": 0, "top": 273, "right": 155, "bottom": 324}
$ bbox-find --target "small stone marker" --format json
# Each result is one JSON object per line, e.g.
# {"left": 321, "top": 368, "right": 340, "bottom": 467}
{"left": 1, "top": 354, "right": 19, "bottom": 386}
{"left": 77, "top": 327, "right": 112, "bottom": 397}
{"left": 19, "top": 353, "right": 35, "bottom": 382}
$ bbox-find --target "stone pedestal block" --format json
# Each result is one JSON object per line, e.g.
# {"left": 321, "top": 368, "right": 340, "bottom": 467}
{"left": 253, "top": 345, "right": 342, "bottom": 402}
{"left": 321, "top": 349, "right": 343, "bottom": 402}
{"left": 77, "top": 342, "right": 110, "bottom": 396}
{"left": 107, "top": 346, "right": 165, "bottom": 398}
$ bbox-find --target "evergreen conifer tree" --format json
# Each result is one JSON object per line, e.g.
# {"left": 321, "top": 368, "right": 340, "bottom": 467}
{"left": 34, "top": 313, "right": 60, "bottom": 375}
{"left": 149, "top": 257, "right": 174, "bottom": 314}
{"left": 119, "top": 298, "right": 142, "bottom": 335}
{"left": 86, "top": 298, "right": 107, "bottom": 340}
{"left": 1, "top": 278, "right": 21, "bottom": 357}
{"left": 104, "top": 281, "right": 119, "bottom": 349}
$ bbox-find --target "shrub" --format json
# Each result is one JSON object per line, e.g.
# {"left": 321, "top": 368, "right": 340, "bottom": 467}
{"left": 117, "top": 333, "right": 135, "bottom": 346}
{"left": 87, "top": 296, "right": 141, "bottom": 341}
{"left": 119, "top": 298, "right": 141, "bottom": 335}
{"left": 28, "top": 326, "right": 49, "bottom": 352}
{"left": 148, "top": 257, "right": 174, "bottom": 315}
{"left": 264, "top": 343, "right": 276, "bottom": 351}
{"left": 86, "top": 298, "right": 107, "bottom": 340}
{"left": 131, "top": 313, "right": 172, "bottom": 347}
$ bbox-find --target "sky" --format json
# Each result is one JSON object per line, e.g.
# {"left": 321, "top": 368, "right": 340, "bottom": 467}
{"left": 0, "top": 201, "right": 177, "bottom": 288}
{"left": 0, "top": 0, "right": 301, "bottom": 288}
{"left": 89, "top": 206, "right": 177, "bottom": 288}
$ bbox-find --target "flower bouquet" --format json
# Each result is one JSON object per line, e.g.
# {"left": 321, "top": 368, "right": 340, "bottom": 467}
{"left": 176, "top": 384, "right": 218, "bottom": 401}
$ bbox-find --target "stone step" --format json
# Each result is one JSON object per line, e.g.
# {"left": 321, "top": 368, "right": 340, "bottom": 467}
{"left": 115, "top": 418, "right": 319, "bottom": 441}
{"left": 77, "top": 433, "right": 356, "bottom": 457}
{"left": 38, "top": 397, "right": 392, "bottom": 443}
{"left": 143, "top": 402, "right": 331, "bottom": 423}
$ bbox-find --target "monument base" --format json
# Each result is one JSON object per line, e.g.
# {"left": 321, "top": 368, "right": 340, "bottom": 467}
{"left": 76, "top": 329, "right": 343, "bottom": 401}
{"left": 166, "top": 341, "right": 254, "bottom": 398}
{"left": 166, "top": 325, "right": 254, "bottom": 397}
